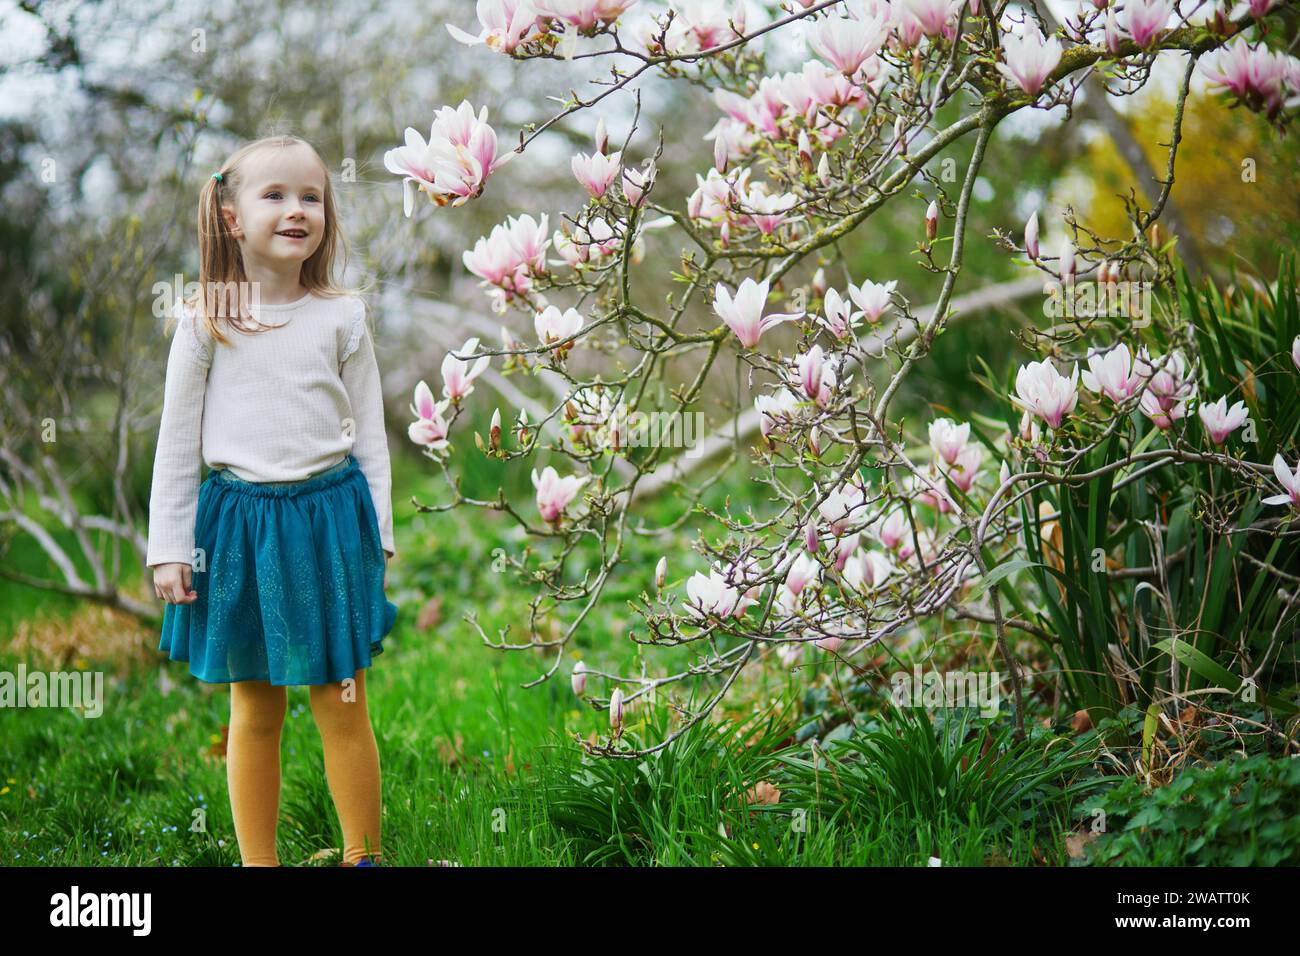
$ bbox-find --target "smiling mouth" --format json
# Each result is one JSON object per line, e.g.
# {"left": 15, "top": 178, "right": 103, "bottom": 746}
{"left": 276, "top": 230, "right": 308, "bottom": 238}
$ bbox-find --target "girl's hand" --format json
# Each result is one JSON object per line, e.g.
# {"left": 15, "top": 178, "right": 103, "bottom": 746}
{"left": 153, "top": 563, "right": 198, "bottom": 605}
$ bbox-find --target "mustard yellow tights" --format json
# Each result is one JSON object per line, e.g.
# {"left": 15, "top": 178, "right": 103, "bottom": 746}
{"left": 227, "top": 669, "right": 382, "bottom": 867}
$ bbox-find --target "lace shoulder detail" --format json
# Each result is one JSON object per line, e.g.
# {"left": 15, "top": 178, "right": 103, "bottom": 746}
{"left": 340, "top": 296, "right": 368, "bottom": 364}
{"left": 176, "top": 301, "right": 212, "bottom": 366}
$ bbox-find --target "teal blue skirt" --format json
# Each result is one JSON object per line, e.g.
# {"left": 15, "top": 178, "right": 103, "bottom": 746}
{"left": 159, "top": 454, "right": 398, "bottom": 686}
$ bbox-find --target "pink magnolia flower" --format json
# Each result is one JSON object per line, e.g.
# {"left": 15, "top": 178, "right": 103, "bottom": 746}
{"left": 1237, "top": 0, "right": 1280, "bottom": 19}
{"left": 819, "top": 479, "right": 869, "bottom": 536}
{"left": 1011, "top": 358, "right": 1080, "bottom": 430}
{"left": 875, "top": 508, "right": 910, "bottom": 552}
{"left": 1197, "top": 396, "right": 1250, "bottom": 444}
{"left": 714, "top": 276, "right": 803, "bottom": 348}
{"left": 656, "top": 0, "right": 745, "bottom": 53}
{"left": 504, "top": 212, "right": 551, "bottom": 275}
{"left": 738, "top": 183, "right": 799, "bottom": 235}
{"left": 442, "top": 337, "right": 491, "bottom": 401}
{"left": 408, "top": 380, "right": 452, "bottom": 451}
{"left": 1120, "top": 0, "right": 1174, "bottom": 49}
{"left": 819, "top": 287, "right": 863, "bottom": 340}
{"left": 1199, "top": 39, "right": 1296, "bottom": 118}
{"left": 532, "top": 0, "right": 639, "bottom": 31}
{"left": 445, "top": 0, "right": 542, "bottom": 53}
{"left": 621, "top": 160, "right": 655, "bottom": 207}
{"left": 1263, "top": 454, "right": 1300, "bottom": 509}
{"left": 896, "top": 0, "right": 962, "bottom": 39}
{"left": 384, "top": 101, "right": 516, "bottom": 216}
{"left": 571, "top": 149, "right": 624, "bottom": 198}
{"left": 834, "top": 533, "right": 860, "bottom": 572}
{"left": 531, "top": 465, "right": 590, "bottom": 523}
{"left": 1138, "top": 389, "right": 1191, "bottom": 430}
{"left": 463, "top": 222, "right": 529, "bottom": 291}
{"left": 785, "top": 552, "right": 820, "bottom": 596}
{"left": 793, "top": 346, "right": 837, "bottom": 407}
{"left": 945, "top": 443, "right": 984, "bottom": 494}
{"left": 534, "top": 305, "right": 584, "bottom": 347}
{"left": 847, "top": 278, "right": 897, "bottom": 324}
{"left": 1082, "top": 343, "right": 1143, "bottom": 403}
{"left": 755, "top": 388, "right": 802, "bottom": 440}
{"left": 929, "top": 417, "right": 970, "bottom": 466}
{"left": 996, "top": 24, "right": 1063, "bottom": 96}
{"left": 807, "top": 11, "right": 888, "bottom": 76}
{"left": 842, "top": 549, "right": 896, "bottom": 593}
{"left": 1135, "top": 347, "right": 1197, "bottom": 412}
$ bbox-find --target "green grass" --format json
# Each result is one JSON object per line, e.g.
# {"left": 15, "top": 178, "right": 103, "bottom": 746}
{"left": 0, "top": 445, "right": 1277, "bottom": 867}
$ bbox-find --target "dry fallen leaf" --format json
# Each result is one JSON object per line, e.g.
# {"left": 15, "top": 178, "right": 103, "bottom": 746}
{"left": 1070, "top": 709, "right": 1093, "bottom": 733}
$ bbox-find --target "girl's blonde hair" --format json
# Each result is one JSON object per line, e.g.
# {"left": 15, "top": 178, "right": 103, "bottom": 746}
{"left": 180, "top": 134, "right": 369, "bottom": 345}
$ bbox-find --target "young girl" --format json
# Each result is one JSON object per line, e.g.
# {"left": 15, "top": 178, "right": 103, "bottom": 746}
{"left": 146, "top": 134, "right": 398, "bottom": 868}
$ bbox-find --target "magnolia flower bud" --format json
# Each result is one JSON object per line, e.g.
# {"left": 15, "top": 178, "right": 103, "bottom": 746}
{"left": 797, "top": 130, "right": 814, "bottom": 174}
{"left": 1104, "top": 8, "right": 1121, "bottom": 56}
{"left": 714, "top": 132, "right": 728, "bottom": 173}
{"left": 731, "top": 0, "right": 746, "bottom": 35}
{"left": 805, "top": 522, "right": 819, "bottom": 553}
{"left": 655, "top": 556, "right": 667, "bottom": 591}
{"left": 1059, "top": 238, "right": 1075, "bottom": 284}
{"left": 609, "top": 687, "right": 624, "bottom": 733}
{"left": 817, "top": 151, "right": 831, "bottom": 186}
{"left": 808, "top": 426, "right": 822, "bottom": 456}
{"left": 999, "top": 460, "right": 1011, "bottom": 487}
{"left": 595, "top": 117, "right": 608, "bottom": 156}
{"left": 925, "top": 200, "right": 939, "bottom": 242}
{"left": 1025, "top": 210, "right": 1039, "bottom": 260}
{"left": 812, "top": 266, "right": 827, "bottom": 299}
{"left": 572, "top": 660, "right": 587, "bottom": 697}
{"left": 490, "top": 408, "right": 501, "bottom": 452}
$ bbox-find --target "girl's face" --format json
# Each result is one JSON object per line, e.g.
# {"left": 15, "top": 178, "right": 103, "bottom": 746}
{"left": 221, "top": 144, "right": 327, "bottom": 269}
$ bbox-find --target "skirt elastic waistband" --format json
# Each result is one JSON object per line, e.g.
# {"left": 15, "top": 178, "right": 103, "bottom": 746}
{"left": 210, "top": 456, "right": 358, "bottom": 498}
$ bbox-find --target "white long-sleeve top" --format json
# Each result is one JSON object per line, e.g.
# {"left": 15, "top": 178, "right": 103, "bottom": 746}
{"left": 145, "top": 290, "right": 395, "bottom": 568}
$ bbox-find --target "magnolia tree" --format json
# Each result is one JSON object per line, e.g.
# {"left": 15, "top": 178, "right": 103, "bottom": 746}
{"left": 385, "top": 0, "right": 1300, "bottom": 755}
